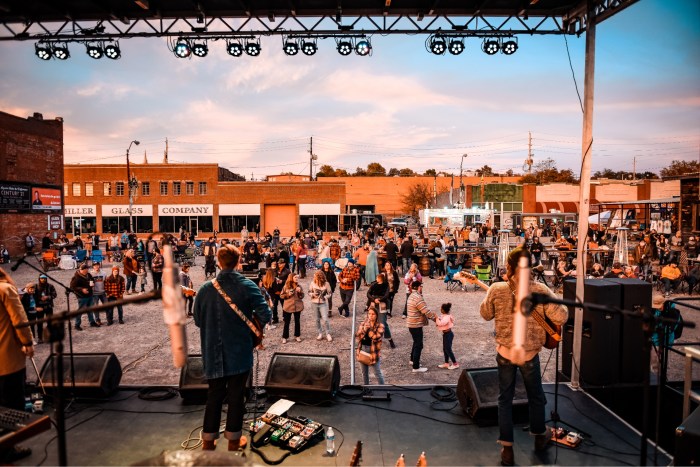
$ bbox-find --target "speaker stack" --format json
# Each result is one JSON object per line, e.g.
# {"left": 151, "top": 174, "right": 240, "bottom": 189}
{"left": 456, "top": 367, "right": 529, "bottom": 426}
{"left": 561, "top": 278, "right": 649, "bottom": 386}
{"left": 264, "top": 353, "right": 340, "bottom": 404}
{"left": 39, "top": 353, "right": 122, "bottom": 398}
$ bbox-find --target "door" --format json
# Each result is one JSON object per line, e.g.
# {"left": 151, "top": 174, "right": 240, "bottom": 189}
{"left": 264, "top": 205, "right": 296, "bottom": 238}
{"left": 189, "top": 218, "right": 198, "bottom": 235}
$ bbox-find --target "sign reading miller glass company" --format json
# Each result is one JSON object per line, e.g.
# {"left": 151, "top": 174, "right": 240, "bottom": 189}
{"left": 64, "top": 205, "right": 96, "bottom": 216}
{"left": 158, "top": 204, "right": 213, "bottom": 216}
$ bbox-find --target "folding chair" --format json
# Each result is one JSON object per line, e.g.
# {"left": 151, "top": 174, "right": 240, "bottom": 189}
{"left": 89, "top": 249, "right": 103, "bottom": 265}
{"left": 473, "top": 264, "right": 492, "bottom": 290}
{"left": 444, "top": 265, "right": 464, "bottom": 292}
{"left": 74, "top": 248, "right": 88, "bottom": 265}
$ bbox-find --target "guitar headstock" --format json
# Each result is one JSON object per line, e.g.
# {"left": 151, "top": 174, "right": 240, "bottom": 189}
{"left": 350, "top": 440, "right": 363, "bottom": 466}
{"left": 458, "top": 271, "right": 478, "bottom": 284}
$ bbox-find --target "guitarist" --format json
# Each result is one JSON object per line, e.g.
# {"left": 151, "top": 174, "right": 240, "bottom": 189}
{"left": 193, "top": 244, "right": 272, "bottom": 452}
{"left": 479, "top": 247, "right": 568, "bottom": 466}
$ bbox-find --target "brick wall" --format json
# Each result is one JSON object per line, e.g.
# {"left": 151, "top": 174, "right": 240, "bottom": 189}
{"left": 0, "top": 111, "right": 64, "bottom": 258}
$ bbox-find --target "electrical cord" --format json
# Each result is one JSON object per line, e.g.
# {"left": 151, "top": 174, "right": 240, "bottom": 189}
{"left": 344, "top": 400, "right": 472, "bottom": 426}
{"left": 137, "top": 386, "right": 179, "bottom": 401}
{"left": 336, "top": 384, "right": 369, "bottom": 399}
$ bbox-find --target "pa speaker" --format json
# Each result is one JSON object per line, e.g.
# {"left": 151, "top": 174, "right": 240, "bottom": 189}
{"left": 39, "top": 353, "right": 122, "bottom": 398}
{"left": 456, "top": 367, "right": 528, "bottom": 426}
{"left": 179, "top": 355, "right": 208, "bottom": 402}
{"left": 265, "top": 353, "right": 340, "bottom": 404}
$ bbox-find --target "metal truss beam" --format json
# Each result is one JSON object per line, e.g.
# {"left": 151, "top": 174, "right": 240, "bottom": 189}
{"left": 0, "top": 0, "right": 640, "bottom": 42}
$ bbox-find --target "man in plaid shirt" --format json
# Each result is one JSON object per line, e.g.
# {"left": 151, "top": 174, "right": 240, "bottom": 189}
{"left": 104, "top": 266, "right": 126, "bottom": 325}
{"left": 337, "top": 260, "right": 360, "bottom": 317}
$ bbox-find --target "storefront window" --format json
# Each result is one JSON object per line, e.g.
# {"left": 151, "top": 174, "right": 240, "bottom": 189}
{"left": 219, "top": 215, "right": 260, "bottom": 233}
{"left": 299, "top": 215, "right": 339, "bottom": 232}
{"left": 65, "top": 216, "right": 97, "bottom": 237}
{"left": 159, "top": 215, "right": 212, "bottom": 233}
{"left": 103, "top": 216, "right": 154, "bottom": 234}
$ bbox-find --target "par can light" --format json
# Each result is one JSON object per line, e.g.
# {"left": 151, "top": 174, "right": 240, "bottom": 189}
{"left": 104, "top": 42, "right": 121, "bottom": 60}
{"left": 355, "top": 39, "right": 371, "bottom": 56}
{"left": 227, "top": 41, "right": 243, "bottom": 57}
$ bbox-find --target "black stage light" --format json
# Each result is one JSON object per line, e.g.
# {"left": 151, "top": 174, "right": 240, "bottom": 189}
{"left": 86, "top": 43, "right": 103, "bottom": 59}
{"left": 301, "top": 40, "right": 317, "bottom": 56}
{"left": 502, "top": 37, "right": 518, "bottom": 55}
{"left": 227, "top": 41, "right": 243, "bottom": 57}
{"left": 482, "top": 38, "right": 499, "bottom": 55}
{"left": 104, "top": 42, "right": 121, "bottom": 59}
{"left": 245, "top": 40, "right": 261, "bottom": 56}
{"left": 192, "top": 41, "right": 208, "bottom": 57}
{"left": 35, "top": 43, "right": 52, "bottom": 60}
{"left": 52, "top": 44, "right": 70, "bottom": 60}
{"left": 337, "top": 40, "right": 353, "bottom": 56}
{"left": 448, "top": 38, "right": 464, "bottom": 55}
{"left": 355, "top": 38, "right": 371, "bottom": 56}
{"left": 430, "top": 36, "right": 446, "bottom": 55}
{"left": 174, "top": 38, "right": 191, "bottom": 58}
{"left": 284, "top": 39, "right": 299, "bottom": 56}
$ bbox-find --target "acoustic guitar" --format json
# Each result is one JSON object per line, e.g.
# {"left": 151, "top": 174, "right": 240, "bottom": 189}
{"left": 181, "top": 286, "right": 197, "bottom": 297}
{"left": 457, "top": 271, "right": 490, "bottom": 291}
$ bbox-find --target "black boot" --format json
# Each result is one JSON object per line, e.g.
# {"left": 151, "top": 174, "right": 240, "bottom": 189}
{"left": 389, "top": 339, "right": 396, "bottom": 349}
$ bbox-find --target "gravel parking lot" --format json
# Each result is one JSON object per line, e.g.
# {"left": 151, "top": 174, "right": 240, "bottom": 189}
{"left": 5, "top": 254, "right": 697, "bottom": 389}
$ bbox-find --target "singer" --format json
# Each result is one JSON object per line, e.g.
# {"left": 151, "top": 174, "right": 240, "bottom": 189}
{"left": 193, "top": 244, "right": 271, "bottom": 452}
{"left": 479, "top": 248, "right": 567, "bottom": 466}
{"left": 0, "top": 267, "right": 34, "bottom": 462}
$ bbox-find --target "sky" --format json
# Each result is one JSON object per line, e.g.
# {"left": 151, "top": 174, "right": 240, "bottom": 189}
{"left": 0, "top": 0, "right": 698, "bottom": 180}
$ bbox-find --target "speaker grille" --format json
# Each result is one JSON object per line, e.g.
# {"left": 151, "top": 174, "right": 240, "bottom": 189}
{"left": 39, "top": 353, "right": 122, "bottom": 398}
{"left": 265, "top": 353, "right": 340, "bottom": 403}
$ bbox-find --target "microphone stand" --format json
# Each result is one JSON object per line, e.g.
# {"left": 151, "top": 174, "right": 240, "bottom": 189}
{"left": 17, "top": 290, "right": 161, "bottom": 466}
{"left": 530, "top": 293, "right": 695, "bottom": 465}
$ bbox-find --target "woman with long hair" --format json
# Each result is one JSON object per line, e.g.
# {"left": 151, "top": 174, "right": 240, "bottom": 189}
{"left": 321, "top": 260, "right": 337, "bottom": 313}
{"left": 355, "top": 305, "right": 385, "bottom": 385}
{"left": 280, "top": 274, "right": 304, "bottom": 343}
{"left": 309, "top": 271, "right": 332, "bottom": 342}
{"left": 382, "top": 261, "right": 400, "bottom": 317}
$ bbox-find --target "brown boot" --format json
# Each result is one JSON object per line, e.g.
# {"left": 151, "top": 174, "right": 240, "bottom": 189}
{"left": 228, "top": 435, "right": 248, "bottom": 451}
{"left": 202, "top": 439, "right": 216, "bottom": 451}
{"left": 500, "top": 446, "right": 514, "bottom": 466}
{"left": 535, "top": 428, "right": 553, "bottom": 451}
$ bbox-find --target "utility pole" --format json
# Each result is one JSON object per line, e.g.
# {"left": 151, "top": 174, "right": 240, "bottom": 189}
{"left": 459, "top": 154, "right": 468, "bottom": 208}
{"left": 309, "top": 136, "right": 317, "bottom": 181}
{"left": 523, "top": 131, "right": 534, "bottom": 173}
{"left": 633, "top": 156, "right": 636, "bottom": 181}
{"left": 126, "top": 140, "right": 140, "bottom": 234}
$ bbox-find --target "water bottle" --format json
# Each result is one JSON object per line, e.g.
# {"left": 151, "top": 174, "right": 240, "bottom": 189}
{"left": 326, "top": 426, "right": 335, "bottom": 455}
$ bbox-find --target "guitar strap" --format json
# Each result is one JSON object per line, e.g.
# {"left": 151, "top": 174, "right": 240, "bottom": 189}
{"left": 212, "top": 279, "right": 263, "bottom": 341}
{"left": 507, "top": 280, "right": 561, "bottom": 342}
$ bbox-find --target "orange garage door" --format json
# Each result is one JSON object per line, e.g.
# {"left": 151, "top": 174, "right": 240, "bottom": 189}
{"left": 264, "top": 205, "right": 296, "bottom": 238}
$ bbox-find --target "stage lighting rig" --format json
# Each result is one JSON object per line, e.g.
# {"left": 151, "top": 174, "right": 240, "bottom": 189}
{"left": 301, "top": 39, "right": 317, "bottom": 56}
{"left": 336, "top": 38, "right": 353, "bottom": 56}
{"left": 173, "top": 38, "right": 191, "bottom": 58}
{"left": 104, "top": 42, "right": 121, "bottom": 59}
{"left": 192, "top": 40, "right": 208, "bottom": 57}
{"left": 501, "top": 37, "right": 518, "bottom": 55}
{"left": 245, "top": 38, "right": 261, "bottom": 56}
{"left": 355, "top": 37, "right": 371, "bottom": 56}
{"left": 52, "top": 43, "right": 70, "bottom": 60}
{"left": 283, "top": 38, "right": 299, "bottom": 56}
{"left": 86, "top": 42, "right": 104, "bottom": 59}
{"left": 35, "top": 42, "right": 52, "bottom": 60}
{"left": 448, "top": 38, "right": 464, "bottom": 55}
{"left": 429, "top": 34, "right": 446, "bottom": 55}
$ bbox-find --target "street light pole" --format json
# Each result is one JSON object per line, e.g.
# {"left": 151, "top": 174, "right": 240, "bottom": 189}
{"left": 126, "top": 140, "right": 140, "bottom": 234}
{"left": 459, "top": 154, "right": 468, "bottom": 208}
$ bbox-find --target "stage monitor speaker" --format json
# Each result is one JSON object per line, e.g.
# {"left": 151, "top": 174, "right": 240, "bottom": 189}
{"left": 562, "top": 279, "right": 622, "bottom": 386}
{"left": 39, "top": 353, "right": 122, "bottom": 398}
{"left": 265, "top": 353, "right": 340, "bottom": 404}
{"left": 456, "top": 367, "right": 528, "bottom": 427}
{"left": 675, "top": 406, "right": 700, "bottom": 466}
{"left": 605, "top": 278, "right": 650, "bottom": 384}
{"left": 179, "top": 355, "right": 208, "bottom": 401}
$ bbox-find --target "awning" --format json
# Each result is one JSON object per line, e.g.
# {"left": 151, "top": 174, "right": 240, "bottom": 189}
{"left": 219, "top": 204, "right": 260, "bottom": 216}
{"left": 588, "top": 211, "right": 611, "bottom": 224}
{"left": 535, "top": 199, "right": 599, "bottom": 214}
{"left": 299, "top": 203, "right": 340, "bottom": 215}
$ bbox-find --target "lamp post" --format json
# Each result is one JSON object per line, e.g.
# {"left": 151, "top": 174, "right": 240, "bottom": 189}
{"left": 459, "top": 153, "right": 468, "bottom": 208}
{"left": 126, "top": 140, "right": 140, "bottom": 234}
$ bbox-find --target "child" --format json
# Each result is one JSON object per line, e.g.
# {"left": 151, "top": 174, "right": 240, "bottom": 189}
{"left": 137, "top": 265, "right": 148, "bottom": 293}
{"left": 436, "top": 302, "right": 458, "bottom": 370}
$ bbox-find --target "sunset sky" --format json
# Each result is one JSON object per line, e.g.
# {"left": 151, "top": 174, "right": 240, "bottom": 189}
{"left": 0, "top": 0, "right": 698, "bottom": 180}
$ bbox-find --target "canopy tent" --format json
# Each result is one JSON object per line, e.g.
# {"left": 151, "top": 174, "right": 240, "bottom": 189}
{"left": 588, "top": 211, "right": 612, "bottom": 225}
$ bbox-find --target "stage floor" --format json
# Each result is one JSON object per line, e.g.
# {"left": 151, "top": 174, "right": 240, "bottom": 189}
{"left": 14, "top": 383, "right": 671, "bottom": 466}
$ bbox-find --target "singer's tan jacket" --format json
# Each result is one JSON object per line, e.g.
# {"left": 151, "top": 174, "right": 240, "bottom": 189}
{"left": 0, "top": 279, "right": 33, "bottom": 376}
{"left": 480, "top": 281, "right": 567, "bottom": 362}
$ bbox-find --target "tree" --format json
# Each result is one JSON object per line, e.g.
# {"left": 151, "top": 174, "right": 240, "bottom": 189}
{"left": 399, "top": 168, "right": 416, "bottom": 177}
{"left": 660, "top": 160, "right": 700, "bottom": 178}
{"left": 366, "top": 162, "right": 387, "bottom": 176}
{"left": 401, "top": 183, "right": 433, "bottom": 216}
{"left": 353, "top": 167, "right": 368, "bottom": 176}
{"left": 335, "top": 168, "right": 350, "bottom": 177}
{"left": 423, "top": 168, "right": 437, "bottom": 176}
{"left": 592, "top": 168, "right": 659, "bottom": 180}
{"left": 475, "top": 165, "right": 494, "bottom": 177}
{"left": 505, "top": 169, "right": 514, "bottom": 177}
{"left": 388, "top": 168, "right": 400, "bottom": 177}
{"left": 519, "top": 158, "right": 577, "bottom": 184}
{"left": 317, "top": 164, "right": 336, "bottom": 177}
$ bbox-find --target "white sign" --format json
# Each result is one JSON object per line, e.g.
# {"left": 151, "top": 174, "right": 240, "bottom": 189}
{"left": 48, "top": 215, "right": 63, "bottom": 230}
{"left": 102, "top": 205, "right": 154, "bottom": 216}
{"left": 64, "top": 205, "right": 96, "bottom": 216}
{"left": 299, "top": 203, "right": 341, "bottom": 215}
{"left": 158, "top": 204, "right": 213, "bottom": 216}
{"left": 219, "top": 204, "right": 260, "bottom": 216}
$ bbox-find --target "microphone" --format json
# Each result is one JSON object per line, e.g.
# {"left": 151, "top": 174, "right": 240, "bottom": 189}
{"left": 10, "top": 255, "right": 27, "bottom": 272}
{"left": 162, "top": 245, "right": 188, "bottom": 368}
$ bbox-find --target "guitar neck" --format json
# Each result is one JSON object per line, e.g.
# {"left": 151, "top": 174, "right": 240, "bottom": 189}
{"left": 350, "top": 440, "right": 363, "bottom": 467}
{"left": 457, "top": 272, "right": 490, "bottom": 291}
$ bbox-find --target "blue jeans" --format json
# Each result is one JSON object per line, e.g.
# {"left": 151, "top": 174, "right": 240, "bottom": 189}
{"left": 106, "top": 296, "right": 123, "bottom": 322}
{"left": 378, "top": 310, "right": 391, "bottom": 339}
{"left": 360, "top": 344, "right": 385, "bottom": 385}
{"left": 126, "top": 274, "right": 137, "bottom": 292}
{"left": 313, "top": 302, "right": 331, "bottom": 335}
{"left": 409, "top": 327, "right": 424, "bottom": 369}
{"left": 496, "top": 353, "right": 547, "bottom": 445}
{"left": 75, "top": 297, "right": 96, "bottom": 327}
{"left": 442, "top": 330, "right": 456, "bottom": 363}
{"left": 93, "top": 293, "right": 107, "bottom": 321}
{"left": 401, "top": 257, "right": 411, "bottom": 274}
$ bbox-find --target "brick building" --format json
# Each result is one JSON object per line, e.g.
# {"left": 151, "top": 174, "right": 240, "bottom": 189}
{"left": 0, "top": 111, "right": 64, "bottom": 257}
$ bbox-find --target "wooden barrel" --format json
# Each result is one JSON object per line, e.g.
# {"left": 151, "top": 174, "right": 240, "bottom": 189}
{"left": 418, "top": 256, "right": 431, "bottom": 276}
